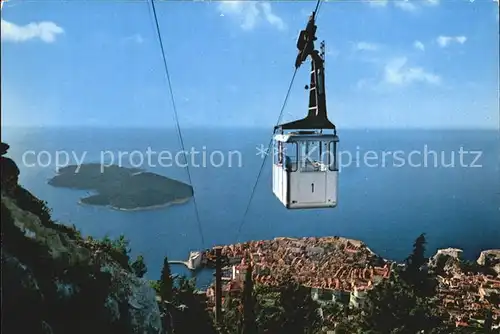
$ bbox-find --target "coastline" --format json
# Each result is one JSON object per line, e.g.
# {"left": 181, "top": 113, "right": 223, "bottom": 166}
{"left": 77, "top": 196, "right": 192, "bottom": 212}
{"left": 204, "top": 237, "right": 500, "bottom": 271}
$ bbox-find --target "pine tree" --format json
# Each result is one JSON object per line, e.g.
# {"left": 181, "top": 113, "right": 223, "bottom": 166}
{"left": 403, "top": 233, "right": 429, "bottom": 295}
{"left": 160, "top": 256, "right": 173, "bottom": 302}
{"left": 241, "top": 263, "right": 257, "bottom": 334}
{"left": 405, "top": 233, "right": 427, "bottom": 270}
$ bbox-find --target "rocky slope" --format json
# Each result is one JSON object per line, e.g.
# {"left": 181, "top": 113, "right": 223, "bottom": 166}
{"left": 427, "top": 247, "right": 464, "bottom": 275}
{"left": 1, "top": 142, "right": 162, "bottom": 334}
{"left": 478, "top": 250, "right": 500, "bottom": 276}
{"left": 428, "top": 247, "right": 500, "bottom": 277}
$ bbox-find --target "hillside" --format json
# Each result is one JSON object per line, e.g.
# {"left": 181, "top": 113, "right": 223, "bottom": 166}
{"left": 1, "top": 143, "right": 163, "bottom": 334}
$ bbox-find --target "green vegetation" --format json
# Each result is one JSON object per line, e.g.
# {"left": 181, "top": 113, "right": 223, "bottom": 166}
{"left": 338, "top": 270, "right": 445, "bottom": 333}
{"left": 149, "top": 258, "right": 218, "bottom": 334}
{"left": 334, "top": 234, "right": 440, "bottom": 333}
{"left": 1, "top": 187, "right": 151, "bottom": 334}
{"left": 131, "top": 255, "right": 147, "bottom": 278}
{"left": 219, "top": 271, "right": 322, "bottom": 334}
{"left": 48, "top": 164, "right": 193, "bottom": 210}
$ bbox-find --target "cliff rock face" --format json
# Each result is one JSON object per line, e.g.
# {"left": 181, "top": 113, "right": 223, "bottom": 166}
{"left": 428, "top": 247, "right": 500, "bottom": 278}
{"left": 1, "top": 143, "right": 162, "bottom": 334}
{"left": 428, "top": 248, "right": 463, "bottom": 275}
{"left": 477, "top": 250, "right": 500, "bottom": 276}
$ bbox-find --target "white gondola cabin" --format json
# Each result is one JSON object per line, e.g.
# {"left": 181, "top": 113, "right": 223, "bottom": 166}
{"left": 272, "top": 131, "right": 339, "bottom": 209}
{"left": 271, "top": 10, "right": 339, "bottom": 210}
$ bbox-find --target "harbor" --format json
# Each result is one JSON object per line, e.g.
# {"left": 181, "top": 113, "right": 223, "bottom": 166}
{"left": 168, "top": 251, "right": 203, "bottom": 271}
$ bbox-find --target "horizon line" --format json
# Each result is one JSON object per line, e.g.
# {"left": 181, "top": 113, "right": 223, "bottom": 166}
{"left": 2, "top": 125, "right": 499, "bottom": 131}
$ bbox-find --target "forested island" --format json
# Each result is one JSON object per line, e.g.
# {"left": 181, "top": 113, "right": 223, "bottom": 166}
{"left": 48, "top": 163, "right": 193, "bottom": 211}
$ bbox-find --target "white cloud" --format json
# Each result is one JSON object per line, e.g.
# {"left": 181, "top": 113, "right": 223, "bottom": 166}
{"left": 383, "top": 57, "right": 441, "bottom": 86}
{"left": 413, "top": 40, "right": 425, "bottom": 51}
{"left": 260, "top": 2, "right": 285, "bottom": 30}
{"left": 355, "top": 41, "right": 380, "bottom": 51}
{"left": 1, "top": 19, "right": 64, "bottom": 43}
{"left": 368, "top": 0, "right": 439, "bottom": 11}
{"left": 356, "top": 56, "right": 441, "bottom": 91}
{"left": 394, "top": 1, "right": 418, "bottom": 12}
{"left": 436, "top": 35, "right": 467, "bottom": 47}
{"left": 124, "top": 34, "right": 144, "bottom": 44}
{"left": 218, "top": 1, "right": 258, "bottom": 30}
{"left": 218, "top": 1, "right": 285, "bottom": 31}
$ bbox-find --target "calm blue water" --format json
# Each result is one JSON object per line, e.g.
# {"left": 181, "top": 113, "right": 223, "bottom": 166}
{"left": 2, "top": 127, "right": 500, "bottom": 288}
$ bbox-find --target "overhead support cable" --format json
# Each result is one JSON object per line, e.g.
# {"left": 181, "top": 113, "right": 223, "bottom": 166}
{"left": 149, "top": 0, "right": 206, "bottom": 248}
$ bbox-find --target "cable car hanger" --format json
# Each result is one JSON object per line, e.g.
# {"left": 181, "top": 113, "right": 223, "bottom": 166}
{"left": 274, "top": 7, "right": 336, "bottom": 134}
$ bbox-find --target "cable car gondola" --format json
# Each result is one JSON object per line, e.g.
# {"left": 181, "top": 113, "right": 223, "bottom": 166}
{"left": 272, "top": 11, "right": 339, "bottom": 210}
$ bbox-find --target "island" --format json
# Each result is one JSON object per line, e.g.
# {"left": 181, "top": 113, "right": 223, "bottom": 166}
{"left": 48, "top": 163, "right": 193, "bottom": 211}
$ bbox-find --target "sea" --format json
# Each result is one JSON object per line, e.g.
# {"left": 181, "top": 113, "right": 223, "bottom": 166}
{"left": 2, "top": 127, "right": 500, "bottom": 288}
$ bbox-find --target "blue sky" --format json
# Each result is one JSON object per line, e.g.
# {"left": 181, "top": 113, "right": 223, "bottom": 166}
{"left": 1, "top": 0, "right": 499, "bottom": 129}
